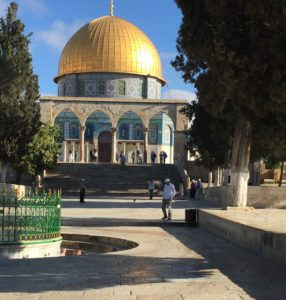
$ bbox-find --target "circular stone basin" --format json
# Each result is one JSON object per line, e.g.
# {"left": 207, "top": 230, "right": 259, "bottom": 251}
{"left": 61, "top": 233, "right": 138, "bottom": 256}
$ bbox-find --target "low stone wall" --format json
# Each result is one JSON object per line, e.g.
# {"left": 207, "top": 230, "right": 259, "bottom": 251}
{"left": 0, "top": 183, "right": 31, "bottom": 198}
{"left": 199, "top": 210, "right": 286, "bottom": 267}
{"left": 203, "top": 186, "right": 286, "bottom": 208}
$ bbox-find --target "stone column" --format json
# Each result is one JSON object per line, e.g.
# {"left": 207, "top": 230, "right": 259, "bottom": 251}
{"left": 86, "top": 142, "right": 90, "bottom": 162}
{"left": 122, "top": 142, "right": 126, "bottom": 156}
{"left": 63, "top": 141, "right": 67, "bottom": 162}
{"left": 71, "top": 142, "right": 75, "bottom": 163}
{"left": 143, "top": 127, "right": 148, "bottom": 163}
{"left": 111, "top": 127, "right": 117, "bottom": 163}
{"left": 208, "top": 171, "right": 213, "bottom": 187}
{"left": 79, "top": 126, "right": 86, "bottom": 162}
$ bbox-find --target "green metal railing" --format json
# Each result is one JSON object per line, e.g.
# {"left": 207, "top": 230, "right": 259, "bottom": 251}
{"left": 0, "top": 191, "right": 61, "bottom": 243}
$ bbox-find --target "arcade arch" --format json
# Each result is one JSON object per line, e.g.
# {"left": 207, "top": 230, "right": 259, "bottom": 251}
{"left": 116, "top": 112, "right": 145, "bottom": 162}
{"left": 85, "top": 111, "right": 112, "bottom": 162}
{"left": 54, "top": 110, "right": 81, "bottom": 162}
{"left": 148, "top": 112, "right": 174, "bottom": 164}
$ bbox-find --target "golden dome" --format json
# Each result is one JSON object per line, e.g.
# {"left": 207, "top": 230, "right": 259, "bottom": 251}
{"left": 55, "top": 16, "right": 165, "bottom": 84}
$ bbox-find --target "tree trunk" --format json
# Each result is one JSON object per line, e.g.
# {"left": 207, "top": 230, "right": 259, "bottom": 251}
{"left": 278, "top": 161, "right": 284, "bottom": 187}
{"left": 230, "top": 109, "right": 252, "bottom": 207}
{"left": 208, "top": 171, "right": 213, "bottom": 187}
{"left": 0, "top": 162, "right": 10, "bottom": 183}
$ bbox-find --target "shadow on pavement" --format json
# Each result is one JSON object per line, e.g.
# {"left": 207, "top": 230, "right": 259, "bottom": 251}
{"left": 0, "top": 254, "right": 212, "bottom": 293}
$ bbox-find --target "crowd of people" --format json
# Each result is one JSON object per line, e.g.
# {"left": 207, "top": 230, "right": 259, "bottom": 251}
{"left": 114, "top": 149, "right": 169, "bottom": 165}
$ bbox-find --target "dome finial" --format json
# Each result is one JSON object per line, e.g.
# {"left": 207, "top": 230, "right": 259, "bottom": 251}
{"left": 110, "top": 0, "right": 114, "bottom": 16}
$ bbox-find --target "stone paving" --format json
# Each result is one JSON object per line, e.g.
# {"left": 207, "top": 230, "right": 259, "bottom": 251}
{"left": 0, "top": 197, "right": 286, "bottom": 300}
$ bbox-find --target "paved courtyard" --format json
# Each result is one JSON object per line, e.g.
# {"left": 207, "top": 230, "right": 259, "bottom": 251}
{"left": 0, "top": 197, "right": 286, "bottom": 300}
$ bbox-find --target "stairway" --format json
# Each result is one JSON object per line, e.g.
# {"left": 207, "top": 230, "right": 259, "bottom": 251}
{"left": 43, "top": 163, "right": 182, "bottom": 196}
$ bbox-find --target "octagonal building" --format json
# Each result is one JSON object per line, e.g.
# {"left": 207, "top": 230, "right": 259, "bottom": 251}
{"left": 40, "top": 8, "right": 188, "bottom": 166}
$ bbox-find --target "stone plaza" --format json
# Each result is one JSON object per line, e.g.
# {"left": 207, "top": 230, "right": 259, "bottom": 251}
{"left": 0, "top": 197, "right": 286, "bottom": 300}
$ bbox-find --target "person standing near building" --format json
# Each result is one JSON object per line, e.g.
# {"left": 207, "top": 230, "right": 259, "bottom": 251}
{"left": 93, "top": 149, "right": 98, "bottom": 162}
{"left": 151, "top": 151, "right": 157, "bottom": 163}
{"left": 68, "top": 150, "right": 74, "bottom": 162}
{"left": 190, "top": 180, "right": 197, "bottom": 199}
{"left": 79, "top": 178, "right": 86, "bottom": 203}
{"left": 162, "top": 151, "right": 168, "bottom": 164}
{"left": 162, "top": 178, "right": 176, "bottom": 221}
{"left": 115, "top": 152, "right": 119, "bottom": 163}
{"left": 131, "top": 151, "right": 135, "bottom": 163}
{"left": 148, "top": 180, "right": 155, "bottom": 199}
{"left": 159, "top": 151, "right": 163, "bottom": 164}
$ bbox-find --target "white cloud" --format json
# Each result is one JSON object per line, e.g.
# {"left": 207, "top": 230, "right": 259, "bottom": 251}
{"left": 36, "top": 19, "right": 85, "bottom": 52}
{"left": 162, "top": 89, "right": 197, "bottom": 103}
{"left": 0, "top": 0, "right": 9, "bottom": 16}
{"left": 20, "top": 0, "right": 48, "bottom": 16}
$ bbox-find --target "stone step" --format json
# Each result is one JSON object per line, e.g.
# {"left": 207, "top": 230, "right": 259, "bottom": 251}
{"left": 43, "top": 163, "right": 182, "bottom": 196}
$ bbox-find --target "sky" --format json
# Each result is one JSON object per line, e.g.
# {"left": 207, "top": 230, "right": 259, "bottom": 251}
{"left": 0, "top": 0, "right": 196, "bottom": 101}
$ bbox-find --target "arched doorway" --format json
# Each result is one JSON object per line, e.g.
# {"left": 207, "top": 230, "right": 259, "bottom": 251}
{"left": 98, "top": 131, "right": 112, "bottom": 162}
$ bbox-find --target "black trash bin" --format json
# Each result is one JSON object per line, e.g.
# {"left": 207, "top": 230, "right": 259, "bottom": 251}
{"left": 185, "top": 209, "right": 198, "bottom": 226}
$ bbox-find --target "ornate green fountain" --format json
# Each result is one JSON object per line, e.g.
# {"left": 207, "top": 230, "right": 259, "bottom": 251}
{"left": 0, "top": 190, "right": 62, "bottom": 258}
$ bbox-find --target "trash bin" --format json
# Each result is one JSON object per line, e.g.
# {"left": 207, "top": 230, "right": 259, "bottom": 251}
{"left": 185, "top": 208, "right": 198, "bottom": 226}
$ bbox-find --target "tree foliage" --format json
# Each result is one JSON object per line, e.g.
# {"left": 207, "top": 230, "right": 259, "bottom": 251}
{"left": 17, "top": 123, "right": 61, "bottom": 177}
{"left": 0, "top": 3, "right": 40, "bottom": 169}
{"left": 173, "top": 1, "right": 286, "bottom": 121}
{"left": 173, "top": 0, "right": 286, "bottom": 205}
{"left": 182, "top": 101, "right": 234, "bottom": 170}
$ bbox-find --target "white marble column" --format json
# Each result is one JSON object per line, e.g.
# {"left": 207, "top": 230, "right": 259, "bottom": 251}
{"left": 122, "top": 142, "right": 126, "bottom": 156}
{"left": 63, "top": 141, "right": 67, "bottom": 162}
{"left": 143, "top": 128, "right": 148, "bottom": 163}
{"left": 111, "top": 127, "right": 117, "bottom": 163}
{"left": 71, "top": 142, "right": 75, "bottom": 162}
{"left": 86, "top": 142, "right": 90, "bottom": 162}
{"left": 80, "top": 126, "right": 86, "bottom": 162}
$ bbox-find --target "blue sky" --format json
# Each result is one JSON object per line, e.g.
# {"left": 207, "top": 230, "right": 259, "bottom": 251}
{"left": 0, "top": 0, "right": 196, "bottom": 101}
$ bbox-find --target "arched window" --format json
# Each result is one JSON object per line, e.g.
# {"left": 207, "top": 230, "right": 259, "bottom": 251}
{"left": 70, "top": 123, "right": 79, "bottom": 139}
{"left": 148, "top": 125, "right": 157, "bottom": 144}
{"left": 135, "top": 125, "right": 143, "bottom": 140}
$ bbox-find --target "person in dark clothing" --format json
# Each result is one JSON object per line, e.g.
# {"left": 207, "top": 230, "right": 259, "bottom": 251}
{"left": 162, "top": 151, "right": 168, "bottom": 164}
{"left": 151, "top": 151, "right": 157, "bottom": 163}
{"left": 80, "top": 178, "right": 86, "bottom": 203}
{"left": 159, "top": 151, "right": 163, "bottom": 164}
{"left": 190, "top": 180, "right": 197, "bottom": 199}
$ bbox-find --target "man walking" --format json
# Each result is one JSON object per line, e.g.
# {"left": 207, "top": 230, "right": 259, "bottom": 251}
{"left": 162, "top": 178, "right": 176, "bottom": 221}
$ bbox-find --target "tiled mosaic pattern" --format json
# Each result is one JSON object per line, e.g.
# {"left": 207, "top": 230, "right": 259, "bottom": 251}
{"left": 57, "top": 74, "right": 162, "bottom": 99}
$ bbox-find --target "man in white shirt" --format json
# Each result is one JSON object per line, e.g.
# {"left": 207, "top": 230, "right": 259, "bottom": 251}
{"left": 162, "top": 178, "right": 176, "bottom": 221}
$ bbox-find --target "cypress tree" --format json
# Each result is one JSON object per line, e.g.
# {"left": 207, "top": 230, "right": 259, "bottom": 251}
{"left": 0, "top": 2, "right": 40, "bottom": 182}
{"left": 173, "top": 0, "right": 286, "bottom": 206}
